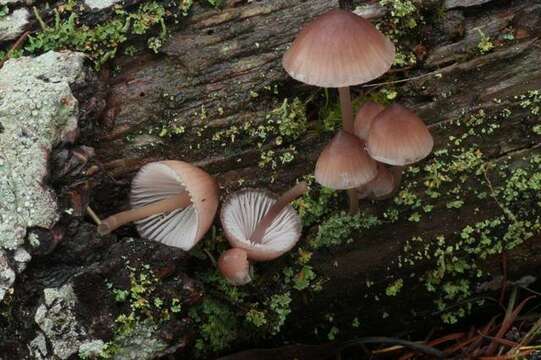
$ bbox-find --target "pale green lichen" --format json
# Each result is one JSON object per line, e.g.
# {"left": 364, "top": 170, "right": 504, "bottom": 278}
{"left": 0, "top": 51, "right": 87, "bottom": 250}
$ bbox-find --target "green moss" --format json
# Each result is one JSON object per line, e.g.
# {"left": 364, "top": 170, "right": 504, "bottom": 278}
{"left": 311, "top": 211, "right": 381, "bottom": 249}
{"left": 24, "top": 0, "right": 190, "bottom": 68}
{"left": 391, "top": 91, "right": 541, "bottom": 323}
{"left": 189, "top": 299, "right": 239, "bottom": 355}
{"left": 385, "top": 279, "right": 404, "bottom": 296}
{"left": 477, "top": 29, "right": 494, "bottom": 54}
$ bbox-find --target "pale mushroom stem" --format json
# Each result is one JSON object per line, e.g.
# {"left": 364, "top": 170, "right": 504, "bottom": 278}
{"left": 338, "top": 86, "right": 360, "bottom": 214}
{"left": 249, "top": 182, "right": 308, "bottom": 244}
{"left": 97, "top": 192, "right": 191, "bottom": 235}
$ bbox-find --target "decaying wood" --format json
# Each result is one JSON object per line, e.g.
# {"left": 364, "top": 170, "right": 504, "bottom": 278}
{"left": 86, "top": 0, "right": 541, "bottom": 340}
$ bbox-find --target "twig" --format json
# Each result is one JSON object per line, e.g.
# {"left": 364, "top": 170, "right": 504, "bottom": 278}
{"left": 86, "top": 206, "right": 102, "bottom": 225}
{"left": 339, "top": 337, "right": 445, "bottom": 358}
{"left": 0, "top": 31, "right": 30, "bottom": 68}
{"left": 203, "top": 248, "right": 217, "bottom": 268}
{"left": 360, "top": 70, "right": 441, "bottom": 88}
{"left": 482, "top": 163, "right": 517, "bottom": 223}
{"left": 32, "top": 6, "right": 48, "bottom": 31}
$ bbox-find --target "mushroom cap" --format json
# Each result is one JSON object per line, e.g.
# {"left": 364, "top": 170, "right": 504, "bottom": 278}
{"left": 367, "top": 104, "right": 433, "bottom": 166}
{"left": 315, "top": 130, "right": 378, "bottom": 190}
{"left": 282, "top": 9, "right": 395, "bottom": 88}
{"left": 130, "top": 160, "right": 219, "bottom": 251}
{"left": 357, "top": 163, "right": 401, "bottom": 200}
{"left": 220, "top": 189, "right": 302, "bottom": 261}
{"left": 218, "top": 248, "right": 252, "bottom": 286}
{"left": 354, "top": 101, "right": 385, "bottom": 141}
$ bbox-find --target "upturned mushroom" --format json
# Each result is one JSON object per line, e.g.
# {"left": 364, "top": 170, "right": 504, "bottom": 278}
{"left": 97, "top": 160, "right": 219, "bottom": 251}
{"left": 220, "top": 182, "right": 307, "bottom": 261}
{"left": 366, "top": 104, "right": 433, "bottom": 166}
{"left": 282, "top": 9, "right": 395, "bottom": 212}
{"left": 218, "top": 248, "right": 252, "bottom": 286}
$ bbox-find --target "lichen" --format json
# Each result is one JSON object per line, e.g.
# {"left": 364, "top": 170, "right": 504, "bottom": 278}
{"left": 34, "top": 284, "right": 92, "bottom": 359}
{"left": 0, "top": 51, "right": 87, "bottom": 250}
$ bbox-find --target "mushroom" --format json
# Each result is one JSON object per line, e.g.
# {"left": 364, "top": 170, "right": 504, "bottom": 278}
{"left": 315, "top": 130, "right": 377, "bottom": 190}
{"left": 282, "top": 9, "right": 395, "bottom": 212}
{"left": 220, "top": 182, "right": 307, "bottom": 261}
{"left": 356, "top": 163, "right": 402, "bottom": 200}
{"left": 97, "top": 160, "right": 219, "bottom": 251}
{"left": 366, "top": 104, "right": 433, "bottom": 166}
{"left": 354, "top": 101, "right": 385, "bottom": 141}
{"left": 282, "top": 9, "right": 395, "bottom": 132}
{"left": 218, "top": 248, "right": 252, "bottom": 286}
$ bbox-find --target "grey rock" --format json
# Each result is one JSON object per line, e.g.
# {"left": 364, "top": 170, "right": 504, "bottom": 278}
{"left": 0, "top": 8, "right": 30, "bottom": 42}
{"left": 444, "top": 0, "right": 494, "bottom": 9}
{"left": 13, "top": 247, "right": 31, "bottom": 273}
{"left": 29, "top": 331, "right": 49, "bottom": 359}
{"left": 110, "top": 321, "right": 168, "bottom": 360}
{"left": 0, "top": 250, "right": 15, "bottom": 301}
{"left": 84, "top": 0, "right": 122, "bottom": 10}
{"left": 34, "top": 284, "right": 91, "bottom": 359}
{"left": 353, "top": 3, "right": 387, "bottom": 19}
{"left": 0, "top": 0, "right": 21, "bottom": 4}
{"left": 0, "top": 51, "right": 87, "bottom": 250}
{"left": 79, "top": 340, "right": 106, "bottom": 358}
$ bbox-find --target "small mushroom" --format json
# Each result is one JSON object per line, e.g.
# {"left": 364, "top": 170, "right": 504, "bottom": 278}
{"left": 367, "top": 104, "right": 433, "bottom": 166}
{"left": 218, "top": 248, "right": 252, "bottom": 286}
{"left": 315, "top": 130, "right": 377, "bottom": 212}
{"left": 220, "top": 182, "right": 307, "bottom": 261}
{"left": 357, "top": 163, "right": 402, "bottom": 200}
{"left": 353, "top": 101, "right": 385, "bottom": 141}
{"left": 97, "top": 160, "right": 219, "bottom": 251}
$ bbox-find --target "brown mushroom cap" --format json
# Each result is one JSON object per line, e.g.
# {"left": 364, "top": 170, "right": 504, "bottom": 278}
{"left": 354, "top": 101, "right": 385, "bottom": 141}
{"left": 357, "top": 163, "right": 401, "bottom": 200}
{"left": 366, "top": 104, "right": 433, "bottom": 166}
{"left": 130, "top": 160, "right": 219, "bottom": 250}
{"left": 220, "top": 189, "right": 302, "bottom": 261}
{"left": 282, "top": 9, "right": 395, "bottom": 88}
{"left": 315, "top": 130, "right": 378, "bottom": 190}
{"left": 218, "top": 248, "right": 252, "bottom": 286}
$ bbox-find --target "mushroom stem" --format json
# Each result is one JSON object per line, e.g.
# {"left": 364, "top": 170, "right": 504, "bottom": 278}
{"left": 338, "top": 86, "right": 354, "bottom": 133}
{"left": 249, "top": 182, "right": 308, "bottom": 244}
{"left": 347, "top": 189, "right": 359, "bottom": 214}
{"left": 97, "top": 192, "right": 192, "bottom": 235}
{"left": 339, "top": 87, "right": 361, "bottom": 213}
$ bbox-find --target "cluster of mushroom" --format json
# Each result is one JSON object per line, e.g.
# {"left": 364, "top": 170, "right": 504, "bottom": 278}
{"left": 282, "top": 9, "right": 433, "bottom": 212}
{"left": 93, "top": 9, "right": 434, "bottom": 287}
{"left": 95, "top": 160, "right": 307, "bottom": 286}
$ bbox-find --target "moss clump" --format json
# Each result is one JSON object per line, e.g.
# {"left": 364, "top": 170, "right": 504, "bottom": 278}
{"left": 26, "top": 1, "right": 171, "bottom": 68}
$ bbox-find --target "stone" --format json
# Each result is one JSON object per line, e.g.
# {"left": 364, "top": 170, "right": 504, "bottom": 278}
{"left": 0, "top": 8, "right": 30, "bottom": 42}
{"left": 107, "top": 321, "right": 168, "bottom": 360}
{"left": 84, "top": 0, "right": 122, "bottom": 10}
{"left": 13, "top": 247, "right": 31, "bottom": 273}
{"left": 0, "top": 51, "right": 87, "bottom": 250}
{"left": 0, "top": 250, "right": 15, "bottom": 301}
{"left": 34, "top": 284, "right": 91, "bottom": 359}
{"left": 29, "top": 331, "right": 49, "bottom": 360}
{"left": 353, "top": 3, "right": 387, "bottom": 19}
{"left": 78, "top": 340, "right": 106, "bottom": 358}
